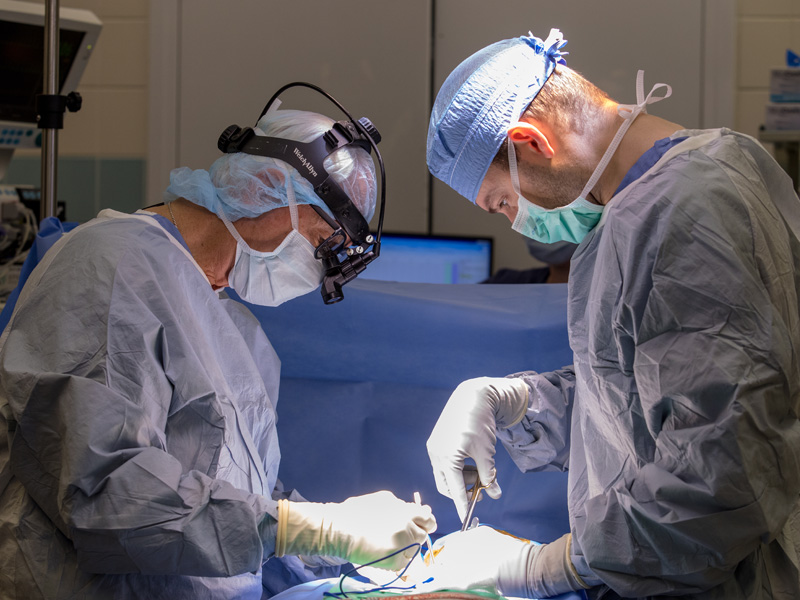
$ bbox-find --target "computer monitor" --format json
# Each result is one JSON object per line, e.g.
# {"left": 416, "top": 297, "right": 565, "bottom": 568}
{"left": 0, "top": 0, "right": 101, "bottom": 178}
{"left": 362, "top": 233, "right": 494, "bottom": 284}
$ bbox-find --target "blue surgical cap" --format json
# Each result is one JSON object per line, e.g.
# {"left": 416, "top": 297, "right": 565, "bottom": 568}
{"left": 426, "top": 29, "right": 567, "bottom": 203}
{"left": 164, "top": 108, "right": 377, "bottom": 222}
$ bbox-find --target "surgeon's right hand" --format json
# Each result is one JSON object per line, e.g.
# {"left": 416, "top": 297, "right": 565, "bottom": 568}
{"left": 426, "top": 376, "right": 530, "bottom": 521}
{"left": 424, "top": 527, "right": 588, "bottom": 598}
{"left": 275, "top": 491, "right": 437, "bottom": 571}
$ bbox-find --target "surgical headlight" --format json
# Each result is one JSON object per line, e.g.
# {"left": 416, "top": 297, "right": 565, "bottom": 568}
{"left": 217, "top": 82, "right": 386, "bottom": 305}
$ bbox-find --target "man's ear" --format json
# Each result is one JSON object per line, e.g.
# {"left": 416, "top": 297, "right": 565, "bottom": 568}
{"left": 507, "top": 122, "right": 555, "bottom": 159}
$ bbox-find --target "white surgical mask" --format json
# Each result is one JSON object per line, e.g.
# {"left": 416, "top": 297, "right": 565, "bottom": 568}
{"left": 218, "top": 176, "right": 324, "bottom": 306}
{"left": 509, "top": 70, "right": 671, "bottom": 244}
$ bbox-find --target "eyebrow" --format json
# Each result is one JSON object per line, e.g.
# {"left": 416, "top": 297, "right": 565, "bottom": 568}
{"left": 483, "top": 190, "right": 502, "bottom": 214}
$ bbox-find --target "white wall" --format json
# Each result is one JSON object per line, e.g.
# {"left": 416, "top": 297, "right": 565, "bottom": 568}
{"left": 149, "top": 0, "right": 736, "bottom": 273}
{"left": 429, "top": 0, "right": 734, "bottom": 270}
{"left": 736, "top": 0, "right": 800, "bottom": 139}
{"left": 16, "top": 0, "right": 148, "bottom": 158}
{"left": 25, "top": 1, "right": 800, "bottom": 263}
{"left": 6, "top": 0, "right": 150, "bottom": 221}
{"left": 169, "top": 1, "right": 432, "bottom": 235}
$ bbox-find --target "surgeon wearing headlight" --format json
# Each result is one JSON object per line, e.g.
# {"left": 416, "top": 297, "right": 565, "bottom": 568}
{"left": 0, "top": 107, "right": 435, "bottom": 598}
{"left": 425, "top": 28, "right": 800, "bottom": 600}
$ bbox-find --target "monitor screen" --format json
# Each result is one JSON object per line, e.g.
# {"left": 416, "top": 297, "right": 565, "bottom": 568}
{"left": 362, "top": 233, "right": 493, "bottom": 284}
{"left": 0, "top": 20, "right": 86, "bottom": 123}
{"left": 0, "top": 0, "right": 101, "bottom": 135}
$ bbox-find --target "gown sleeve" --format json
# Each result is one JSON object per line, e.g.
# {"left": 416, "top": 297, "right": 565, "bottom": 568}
{"left": 496, "top": 367, "right": 576, "bottom": 473}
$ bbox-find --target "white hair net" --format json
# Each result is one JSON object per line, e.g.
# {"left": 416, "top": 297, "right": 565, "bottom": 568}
{"left": 163, "top": 108, "right": 377, "bottom": 222}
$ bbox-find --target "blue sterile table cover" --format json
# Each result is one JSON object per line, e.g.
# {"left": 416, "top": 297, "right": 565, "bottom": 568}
{"left": 246, "top": 279, "right": 583, "bottom": 599}
{"left": 245, "top": 278, "right": 575, "bottom": 543}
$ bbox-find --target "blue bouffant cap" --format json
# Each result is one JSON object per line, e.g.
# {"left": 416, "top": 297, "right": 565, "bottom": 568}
{"left": 426, "top": 29, "right": 567, "bottom": 203}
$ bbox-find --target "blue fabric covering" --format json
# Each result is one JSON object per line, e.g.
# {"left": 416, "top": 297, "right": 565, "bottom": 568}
{"left": 0, "top": 217, "right": 79, "bottom": 333}
{"left": 612, "top": 136, "right": 686, "bottom": 196}
{"left": 241, "top": 279, "right": 575, "bottom": 544}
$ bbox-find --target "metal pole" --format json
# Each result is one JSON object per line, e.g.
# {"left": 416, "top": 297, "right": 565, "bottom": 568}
{"left": 40, "top": 0, "right": 59, "bottom": 221}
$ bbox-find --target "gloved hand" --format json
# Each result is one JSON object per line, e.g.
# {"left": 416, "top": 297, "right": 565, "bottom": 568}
{"left": 424, "top": 526, "right": 588, "bottom": 598}
{"left": 275, "top": 491, "right": 437, "bottom": 571}
{"left": 426, "top": 376, "right": 530, "bottom": 521}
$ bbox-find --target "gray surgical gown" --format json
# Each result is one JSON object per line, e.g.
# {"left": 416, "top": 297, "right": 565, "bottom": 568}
{"left": 0, "top": 210, "right": 284, "bottom": 598}
{"left": 498, "top": 129, "right": 800, "bottom": 599}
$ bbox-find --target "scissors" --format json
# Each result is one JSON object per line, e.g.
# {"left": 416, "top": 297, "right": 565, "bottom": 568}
{"left": 461, "top": 474, "right": 494, "bottom": 532}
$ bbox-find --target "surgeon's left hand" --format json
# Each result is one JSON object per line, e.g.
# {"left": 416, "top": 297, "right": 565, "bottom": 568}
{"left": 275, "top": 491, "right": 437, "bottom": 571}
{"left": 423, "top": 526, "right": 588, "bottom": 598}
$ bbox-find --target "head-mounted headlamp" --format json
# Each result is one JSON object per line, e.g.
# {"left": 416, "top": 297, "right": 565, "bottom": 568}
{"left": 217, "top": 82, "right": 385, "bottom": 304}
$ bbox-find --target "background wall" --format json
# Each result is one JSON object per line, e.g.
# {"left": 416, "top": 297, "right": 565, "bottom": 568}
{"left": 737, "top": 0, "right": 800, "bottom": 140}
{"left": 3, "top": 0, "right": 798, "bottom": 272}
{"left": 6, "top": 0, "right": 147, "bottom": 223}
{"left": 428, "top": 0, "right": 727, "bottom": 266}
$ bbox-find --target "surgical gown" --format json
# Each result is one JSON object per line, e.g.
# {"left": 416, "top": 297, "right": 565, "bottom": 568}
{"left": 0, "top": 210, "right": 289, "bottom": 598}
{"left": 497, "top": 129, "right": 800, "bottom": 599}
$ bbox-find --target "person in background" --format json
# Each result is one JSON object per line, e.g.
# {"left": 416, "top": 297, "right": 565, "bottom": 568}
{"left": 0, "top": 107, "right": 435, "bottom": 599}
{"left": 483, "top": 238, "right": 576, "bottom": 284}
{"left": 424, "top": 27, "right": 800, "bottom": 600}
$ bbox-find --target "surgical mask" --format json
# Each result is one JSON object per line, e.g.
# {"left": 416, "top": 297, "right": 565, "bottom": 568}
{"left": 509, "top": 70, "right": 671, "bottom": 244}
{"left": 218, "top": 174, "right": 325, "bottom": 306}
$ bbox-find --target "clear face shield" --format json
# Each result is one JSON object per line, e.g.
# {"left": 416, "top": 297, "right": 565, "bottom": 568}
{"left": 217, "top": 82, "right": 386, "bottom": 304}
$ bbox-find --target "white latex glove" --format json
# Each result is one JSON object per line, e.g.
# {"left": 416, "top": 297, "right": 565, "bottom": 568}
{"left": 424, "top": 527, "right": 588, "bottom": 598}
{"left": 426, "top": 376, "right": 530, "bottom": 521}
{"left": 275, "top": 491, "right": 437, "bottom": 571}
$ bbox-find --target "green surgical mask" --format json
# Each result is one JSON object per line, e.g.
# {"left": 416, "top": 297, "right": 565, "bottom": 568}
{"left": 512, "top": 196, "right": 603, "bottom": 244}
{"left": 508, "top": 70, "right": 670, "bottom": 244}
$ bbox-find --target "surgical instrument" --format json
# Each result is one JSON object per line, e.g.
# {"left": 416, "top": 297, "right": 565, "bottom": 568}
{"left": 461, "top": 475, "right": 492, "bottom": 532}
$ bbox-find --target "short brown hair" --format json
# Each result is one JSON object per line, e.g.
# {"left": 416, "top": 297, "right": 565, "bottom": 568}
{"left": 492, "top": 67, "right": 611, "bottom": 169}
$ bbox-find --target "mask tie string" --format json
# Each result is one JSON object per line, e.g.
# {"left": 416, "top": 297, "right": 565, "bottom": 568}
{"left": 578, "top": 70, "right": 672, "bottom": 201}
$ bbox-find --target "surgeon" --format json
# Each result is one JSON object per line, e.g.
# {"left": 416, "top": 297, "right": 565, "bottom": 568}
{"left": 424, "top": 28, "right": 800, "bottom": 600}
{"left": 0, "top": 105, "right": 436, "bottom": 598}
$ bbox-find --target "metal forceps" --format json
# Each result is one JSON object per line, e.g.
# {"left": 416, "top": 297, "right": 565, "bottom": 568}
{"left": 461, "top": 474, "right": 494, "bottom": 532}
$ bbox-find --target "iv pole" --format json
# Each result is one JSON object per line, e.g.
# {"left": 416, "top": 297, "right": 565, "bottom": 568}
{"left": 40, "top": 0, "right": 59, "bottom": 221}
{"left": 38, "top": 0, "right": 82, "bottom": 221}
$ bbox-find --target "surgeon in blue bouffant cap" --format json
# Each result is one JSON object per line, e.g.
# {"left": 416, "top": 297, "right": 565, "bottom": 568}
{"left": 0, "top": 107, "right": 436, "bottom": 598}
{"left": 423, "top": 28, "right": 800, "bottom": 600}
